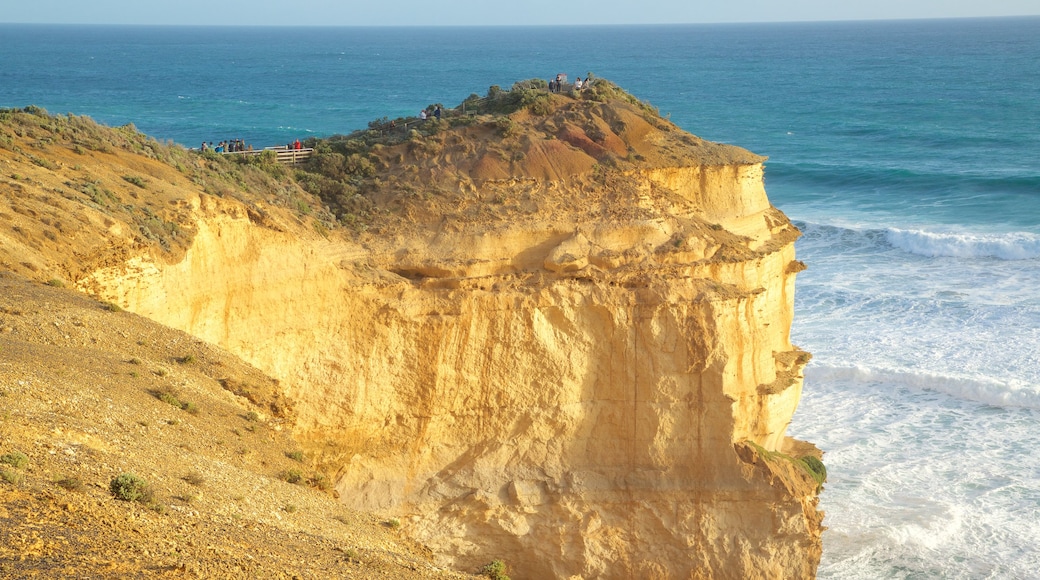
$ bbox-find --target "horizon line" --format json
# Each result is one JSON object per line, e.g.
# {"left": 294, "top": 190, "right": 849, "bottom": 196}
{"left": 2, "top": 14, "right": 1039, "bottom": 28}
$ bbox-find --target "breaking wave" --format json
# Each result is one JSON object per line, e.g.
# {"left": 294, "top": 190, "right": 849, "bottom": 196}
{"left": 884, "top": 228, "right": 1040, "bottom": 260}
{"left": 805, "top": 364, "right": 1040, "bottom": 410}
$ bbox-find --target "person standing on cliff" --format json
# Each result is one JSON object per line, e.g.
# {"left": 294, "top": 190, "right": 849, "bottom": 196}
{"left": 434, "top": 105, "right": 442, "bottom": 120}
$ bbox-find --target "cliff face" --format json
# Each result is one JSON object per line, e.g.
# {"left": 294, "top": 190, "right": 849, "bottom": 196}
{"left": 2, "top": 87, "right": 822, "bottom": 578}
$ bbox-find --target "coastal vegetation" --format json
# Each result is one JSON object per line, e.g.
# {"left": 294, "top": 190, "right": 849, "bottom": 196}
{"left": 0, "top": 78, "right": 690, "bottom": 242}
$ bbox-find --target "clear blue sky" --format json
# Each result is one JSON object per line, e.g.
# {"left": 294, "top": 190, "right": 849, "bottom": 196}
{"left": 4, "top": 0, "right": 1038, "bottom": 26}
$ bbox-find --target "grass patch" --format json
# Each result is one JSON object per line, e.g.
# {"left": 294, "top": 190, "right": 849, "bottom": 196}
{"left": 1, "top": 468, "right": 23, "bottom": 485}
{"left": 154, "top": 388, "right": 199, "bottom": 415}
{"left": 384, "top": 518, "right": 401, "bottom": 530}
{"left": 121, "top": 175, "right": 147, "bottom": 189}
{"left": 100, "top": 301, "right": 122, "bottom": 312}
{"left": 745, "top": 441, "right": 827, "bottom": 491}
{"left": 182, "top": 472, "right": 205, "bottom": 487}
{"left": 0, "top": 451, "right": 29, "bottom": 469}
{"left": 45, "top": 278, "right": 65, "bottom": 288}
{"left": 286, "top": 450, "right": 304, "bottom": 463}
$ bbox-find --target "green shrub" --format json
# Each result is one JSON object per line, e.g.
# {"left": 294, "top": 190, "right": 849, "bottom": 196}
{"left": 286, "top": 450, "right": 304, "bottom": 463}
{"left": 282, "top": 468, "right": 303, "bottom": 484}
{"left": 0, "top": 451, "right": 28, "bottom": 469}
{"left": 156, "top": 389, "right": 198, "bottom": 414}
{"left": 1, "top": 468, "right": 23, "bottom": 485}
{"left": 121, "top": 175, "right": 147, "bottom": 188}
{"left": 479, "top": 559, "right": 510, "bottom": 580}
{"left": 110, "top": 473, "right": 153, "bottom": 503}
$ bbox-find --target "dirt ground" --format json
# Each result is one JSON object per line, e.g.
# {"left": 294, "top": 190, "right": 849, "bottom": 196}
{"left": 0, "top": 272, "right": 471, "bottom": 579}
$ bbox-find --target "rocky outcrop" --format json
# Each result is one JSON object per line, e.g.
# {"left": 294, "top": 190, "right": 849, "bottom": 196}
{"left": 4, "top": 86, "right": 822, "bottom": 578}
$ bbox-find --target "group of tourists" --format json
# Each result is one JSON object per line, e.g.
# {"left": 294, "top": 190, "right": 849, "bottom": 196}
{"left": 549, "top": 72, "right": 593, "bottom": 94}
{"left": 419, "top": 105, "right": 442, "bottom": 121}
{"left": 197, "top": 137, "right": 306, "bottom": 153}
{"left": 200, "top": 139, "right": 251, "bottom": 153}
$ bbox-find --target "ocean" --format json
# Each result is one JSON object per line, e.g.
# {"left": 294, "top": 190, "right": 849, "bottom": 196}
{"left": 3, "top": 18, "right": 1039, "bottom": 578}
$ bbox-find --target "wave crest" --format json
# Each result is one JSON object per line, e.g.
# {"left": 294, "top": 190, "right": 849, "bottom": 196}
{"left": 805, "top": 364, "right": 1040, "bottom": 410}
{"left": 884, "top": 228, "right": 1040, "bottom": 260}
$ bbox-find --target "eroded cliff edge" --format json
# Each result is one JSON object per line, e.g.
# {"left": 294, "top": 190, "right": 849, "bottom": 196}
{"left": 1, "top": 81, "right": 823, "bottom": 578}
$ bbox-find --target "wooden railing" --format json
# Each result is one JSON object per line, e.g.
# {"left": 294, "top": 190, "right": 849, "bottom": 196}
{"left": 223, "top": 147, "right": 313, "bottom": 165}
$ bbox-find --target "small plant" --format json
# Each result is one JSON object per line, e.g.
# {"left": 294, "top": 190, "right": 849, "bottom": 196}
{"left": 282, "top": 468, "right": 304, "bottom": 484}
{"left": 286, "top": 450, "right": 304, "bottom": 463}
{"left": 245, "top": 410, "right": 260, "bottom": 422}
{"left": 284, "top": 503, "right": 297, "bottom": 513}
{"left": 479, "top": 559, "right": 510, "bottom": 580}
{"left": 109, "top": 473, "right": 153, "bottom": 503}
{"left": 55, "top": 476, "right": 84, "bottom": 492}
{"left": 0, "top": 451, "right": 29, "bottom": 469}
{"left": 308, "top": 472, "right": 332, "bottom": 491}
{"left": 158, "top": 390, "right": 182, "bottom": 408}
{"left": 177, "top": 354, "right": 196, "bottom": 365}
{"left": 122, "top": 175, "right": 147, "bottom": 188}
{"left": 342, "top": 547, "right": 361, "bottom": 563}
{"left": 155, "top": 389, "right": 198, "bottom": 414}
{"left": 1, "top": 468, "right": 23, "bottom": 485}
{"left": 128, "top": 357, "right": 141, "bottom": 365}
{"left": 45, "top": 278, "right": 65, "bottom": 288}
{"left": 101, "top": 301, "right": 122, "bottom": 312}
{"left": 385, "top": 518, "right": 401, "bottom": 530}
{"left": 182, "top": 472, "right": 205, "bottom": 487}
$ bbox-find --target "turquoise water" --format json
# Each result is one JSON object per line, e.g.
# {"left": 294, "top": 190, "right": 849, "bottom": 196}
{"left": 3, "top": 18, "right": 1040, "bottom": 578}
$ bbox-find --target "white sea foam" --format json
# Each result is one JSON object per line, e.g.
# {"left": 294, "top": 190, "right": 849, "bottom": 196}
{"left": 804, "top": 364, "right": 1040, "bottom": 410}
{"left": 884, "top": 228, "right": 1040, "bottom": 260}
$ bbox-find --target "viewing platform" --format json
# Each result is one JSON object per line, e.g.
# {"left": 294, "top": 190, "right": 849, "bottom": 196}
{"left": 222, "top": 146, "right": 313, "bottom": 165}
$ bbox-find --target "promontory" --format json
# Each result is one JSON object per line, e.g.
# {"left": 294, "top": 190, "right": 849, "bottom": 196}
{"left": 0, "top": 79, "right": 824, "bottom": 579}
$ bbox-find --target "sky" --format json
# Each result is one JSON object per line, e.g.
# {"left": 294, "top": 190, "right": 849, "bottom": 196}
{"left": 3, "top": 0, "right": 1038, "bottom": 26}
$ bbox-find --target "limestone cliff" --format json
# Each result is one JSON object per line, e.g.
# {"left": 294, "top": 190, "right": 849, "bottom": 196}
{"left": 1, "top": 83, "right": 822, "bottom": 579}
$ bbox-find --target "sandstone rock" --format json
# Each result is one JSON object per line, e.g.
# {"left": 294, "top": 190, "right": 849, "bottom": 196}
{"left": 2, "top": 83, "right": 823, "bottom": 578}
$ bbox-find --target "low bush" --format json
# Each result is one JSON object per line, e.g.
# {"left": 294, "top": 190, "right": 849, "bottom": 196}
{"left": 0, "top": 451, "right": 29, "bottom": 469}
{"left": 110, "top": 473, "right": 153, "bottom": 503}
{"left": 155, "top": 388, "right": 199, "bottom": 414}
{"left": 282, "top": 468, "right": 304, "bottom": 484}
{"left": 1, "top": 468, "right": 23, "bottom": 485}
{"left": 479, "top": 559, "right": 510, "bottom": 580}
